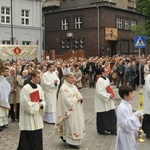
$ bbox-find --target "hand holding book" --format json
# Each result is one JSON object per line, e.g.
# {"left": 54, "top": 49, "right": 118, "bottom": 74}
{"left": 30, "top": 90, "right": 40, "bottom": 102}
{"left": 106, "top": 85, "right": 115, "bottom": 99}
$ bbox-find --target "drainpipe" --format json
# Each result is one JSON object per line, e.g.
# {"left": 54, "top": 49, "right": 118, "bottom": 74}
{"left": 10, "top": 0, "right": 14, "bottom": 44}
{"left": 39, "top": 0, "right": 43, "bottom": 61}
{"left": 97, "top": 6, "right": 100, "bottom": 56}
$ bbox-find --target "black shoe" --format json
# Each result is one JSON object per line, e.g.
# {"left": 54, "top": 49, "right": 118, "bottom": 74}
{"left": 11, "top": 119, "right": 15, "bottom": 122}
{"left": 2, "top": 124, "right": 8, "bottom": 128}
{"left": 60, "top": 136, "right": 66, "bottom": 143}
{"left": 99, "top": 131, "right": 110, "bottom": 135}
{"left": 0, "top": 126, "right": 4, "bottom": 132}
{"left": 146, "top": 133, "right": 150, "bottom": 139}
{"left": 44, "top": 121, "right": 55, "bottom": 125}
{"left": 49, "top": 123, "right": 55, "bottom": 125}
{"left": 15, "top": 119, "right": 19, "bottom": 122}
{"left": 110, "top": 132, "right": 117, "bottom": 135}
{"left": 69, "top": 144, "right": 80, "bottom": 149}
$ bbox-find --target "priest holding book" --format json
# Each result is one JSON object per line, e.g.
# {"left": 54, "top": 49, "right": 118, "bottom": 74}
{"left": 17, "top": 70, "right": 46, "bottom": 150}
{"left": 94, "top": 67, "right": 117, "bottom": 135}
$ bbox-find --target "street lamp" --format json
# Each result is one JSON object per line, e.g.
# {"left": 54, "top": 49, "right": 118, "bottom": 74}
{"left": 67, "top": 33, "right": 74, "bottom": 51}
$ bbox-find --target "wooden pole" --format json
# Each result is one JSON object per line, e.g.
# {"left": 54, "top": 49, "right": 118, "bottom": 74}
{"left": 13, "top": 55, "right": 17, "bottom": 120}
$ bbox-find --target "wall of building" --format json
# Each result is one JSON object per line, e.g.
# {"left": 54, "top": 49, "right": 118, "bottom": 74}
{"left": 45, "top": 8, "right": 99, "bottom": 57}
{"left": 60, "top": 0, "right": 92, "bottom": 9}
{"left": 44, "top": 5, "right": 146, "bottom": 57}
{"left": 0, "top": 0, "right": 43, "bottom": 61}
{"left": 59, "top": 0, "right": 136, "bottom": 10}
{"left": 99, "top": 6, "right": 145, "bottom": 55}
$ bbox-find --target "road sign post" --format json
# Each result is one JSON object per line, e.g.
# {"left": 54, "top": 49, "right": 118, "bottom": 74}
{"left": 134, "top": 36, "right": 146, "bottom": 88}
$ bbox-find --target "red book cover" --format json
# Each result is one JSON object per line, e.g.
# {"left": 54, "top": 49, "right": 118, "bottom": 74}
{"left": 106, "top": 85, "right": 115, "bottom": 98}
{"left": 30, "top": 90, "right": 40, "bottom": 102}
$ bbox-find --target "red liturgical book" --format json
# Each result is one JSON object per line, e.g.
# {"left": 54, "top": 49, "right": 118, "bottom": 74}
{"left": 30, "top": 90, "right": 40, "bottom": 102}
{"left": 106, "top": 85, "right": 115, "bottom": 98}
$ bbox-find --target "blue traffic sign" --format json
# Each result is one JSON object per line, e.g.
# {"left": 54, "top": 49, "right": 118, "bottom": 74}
{"left": 134, "top": 36, "right": 146, "bottom": 48}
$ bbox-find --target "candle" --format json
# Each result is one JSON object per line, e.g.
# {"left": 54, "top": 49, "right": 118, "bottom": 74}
{"left": 139, "top": 90, "right": 144, "bottom": 110}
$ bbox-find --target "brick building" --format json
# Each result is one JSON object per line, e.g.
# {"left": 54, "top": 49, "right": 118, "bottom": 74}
{"left": 43, "top": 1, "right": 146, "bottom": 57}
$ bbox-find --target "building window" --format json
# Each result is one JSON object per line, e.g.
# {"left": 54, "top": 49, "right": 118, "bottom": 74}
{"left": 124, "top": 19, "right": 130, "bottom": 30}
{"left": 130, "top": 40, "right": 134, "bottom": 53}
{"left": 75, "top": 39, "right": 79, "bottom": 48}
{"left": 61, "top": 39, "right": 71, "bottom": 49}
{"left": 74, "top": 38, "right": 84, "bottom": 49}
{"left": 130, "top": 20, "right": 137, "bottom": 27}
{"left": 80, "top": 38, "right": 84, "bottom": 48}
{"left": 22, "top": 41, "right": 31, "bottom": 45}
{"left": 80, "top": 43, "right": 84, "bottom": 48}
{"left": 116, "top": 18, "right": 122, "bottom": 29}
{"left": 2, "top": 40, "right": 11, "bottom": 45}
{"left": 21, "top": 9, "right": 30, "bottom": 25}
{"left": 75, "top": 17, "right": 82, "bottom": 29}
{"left": 121, "top": 40, "right": 129, "bottom": 53}
{"left": 1, "top": 7, "right": 11, "bottom": 24}
{"left": 61, "top": 39, "right": 65, "bottom": 48}
{"left": 66, "top": 39, "right": 70, "bottom": 48}
{"left": 61, "top": 18, "right": 68, "bottom": 30}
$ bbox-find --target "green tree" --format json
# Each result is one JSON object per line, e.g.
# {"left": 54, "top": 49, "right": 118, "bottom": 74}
{"left": 133, "top": 0, "right": 150, "bottom": 36}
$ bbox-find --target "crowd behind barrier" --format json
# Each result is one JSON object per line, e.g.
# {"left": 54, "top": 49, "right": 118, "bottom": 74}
{"left": 2, "top": 54, "right": 148, "bottom": 89}
{"left": 0, "top": 54, "right": 150, "bottom": 149}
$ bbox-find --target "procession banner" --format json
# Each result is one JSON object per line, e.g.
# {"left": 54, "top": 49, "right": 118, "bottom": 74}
{"left": 0, "top": 45, "right": 38, "bottom": 59}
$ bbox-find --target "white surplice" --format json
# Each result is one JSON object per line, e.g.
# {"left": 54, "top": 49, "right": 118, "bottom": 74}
{"left": 19, "top": 84, "right": 46, "bottom": 131}
{"left": 143, "top": 74, "right": 150, "bottom": 114}
{"left": 115, "top": 99, "right": 141, "bottom": 150}
{"left": 0, "top": 76, "right": 11, "bottom": 126}
{"left": 94, "top": 76, "right": 115, "bottom": 112}
{"left": 41, "top": 71, "right": 60, "bottom": 123}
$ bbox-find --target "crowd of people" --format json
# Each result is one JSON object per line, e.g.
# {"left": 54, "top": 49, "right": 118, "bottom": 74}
{"left": 0, "top": 54, "right": 150, "bottom": 149}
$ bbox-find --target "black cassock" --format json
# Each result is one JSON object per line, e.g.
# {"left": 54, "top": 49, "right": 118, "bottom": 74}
{"left": 17, "top": 129, "right": 43, "bottom": 150}
{"left": 142, "top": 114, "right": 150, "bottom": 138}
{"left": 96, "top": 109, "right": 117, "bottom": 134}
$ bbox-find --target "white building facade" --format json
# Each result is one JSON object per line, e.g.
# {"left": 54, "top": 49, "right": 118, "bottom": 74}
{"left": 0, "top": 0, "right": 43, "bottom": 60}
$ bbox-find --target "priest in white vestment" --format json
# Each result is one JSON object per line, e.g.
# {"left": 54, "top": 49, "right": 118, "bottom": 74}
{"left": 41, "top": 63, "right": 60, "bottom": 124}
{"left": 0, "top": 62, "right": 11, "bottom": 131}
{"left": 115, "top": 85, "right": 144, "bottom": 150}
{"left": 55, "top": 72, "right": 85, "bottom": 149}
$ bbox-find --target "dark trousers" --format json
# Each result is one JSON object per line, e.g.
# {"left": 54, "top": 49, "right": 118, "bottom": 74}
{"left": 10, "top": 103, "right": 20, "bottom": 120}
{"left": 89, "top": 73, "right": 94, "bottom": 88}
{"left": 117, "top": 75, "right": 124, "bottom": 88}
{"left": 130, "top": 77, "right": 136, "bottom": 90}
{"left": 96, "top": 109, "right": 117, "bottom": 134}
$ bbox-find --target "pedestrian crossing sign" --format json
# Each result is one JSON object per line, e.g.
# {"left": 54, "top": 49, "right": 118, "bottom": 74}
{"left": 134, "top": 36, "right": 146, "bottom": 48}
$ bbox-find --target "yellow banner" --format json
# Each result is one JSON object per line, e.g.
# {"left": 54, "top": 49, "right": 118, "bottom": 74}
{"left": 105, "top": 27, "right": 118, "bottom": 41}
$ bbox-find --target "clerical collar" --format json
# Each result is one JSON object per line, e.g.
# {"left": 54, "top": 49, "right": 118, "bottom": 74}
{"left": 29, "top": 81, "right": 37, "bottom": 89}
{"left": 101, "top": 76, "right": 106, "bottom": 80}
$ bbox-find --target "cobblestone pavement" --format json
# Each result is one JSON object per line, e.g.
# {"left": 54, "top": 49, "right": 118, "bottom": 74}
{"left": 0, "top": 87, "right": 150, "bottom": 150}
